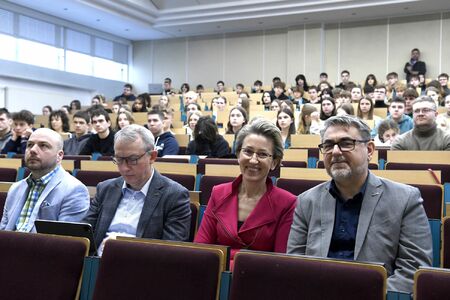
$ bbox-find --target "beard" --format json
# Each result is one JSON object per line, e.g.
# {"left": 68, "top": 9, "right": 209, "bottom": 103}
{"left": 326, "top": 156, "right": 367, "bottom": 181}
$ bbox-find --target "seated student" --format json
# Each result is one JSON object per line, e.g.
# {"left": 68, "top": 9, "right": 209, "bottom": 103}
{"left": 402, "top": 88, "right": 419, "bottom": 117}
{"left": 336, "top": 103, "right": 355, "bottom": 116}
{"left": 49, "top": 110, "right": 71, "bottom": 138}
{"left": 179, "top": 83, "right": 190, "bottom": 95}
{"left": 113, "top": 83, "right": 136, "bottom": 102}
{"left": 307, "top": 85, "right": 320, "bottom": 104}
{"left": 357, "top": 96, "right": 381, "bottom": 122}
{"left": 184, "top": 111, "right": 202, "bottom": 141}
{"left": 270, "top": 81, "right": 289, "bottom": 100}
{"left": 277, "top": 108, "right": 295, "bottom": 149}
{"left": 79, "top": 109, "right": 115, "bottom": 156}
{"left": 0, "top": 108, "right": 12, "bottom": 153}
{"left": 195, "top": 119, "right": 296, "bottom": 267}
{"left": 371, "top": 96, "right": 413, "bottom": 138}
{"left": 1, "top": 110, "right": 34, "bottom": 154}
{"left": 261, "top": 92, "right": 272, "bottom": 110}
{"left": 215, "top": 80, "right": 225, "bottom": 94}
{"left": 63, "top": 111, "right": 91, "bottom": 155}
{"left": 83, "top": 125, "right": 191, "bottom": 255}
{"left": 70, "top": 100, "right": 81, "bottom": 112}
{"left": 252, "top": 80, "right": 264, "bottom": 93}
{"left": 320, "top": 97, "right": 337, "bottom": 121}
{"left": 131, "top": 97, "right": 148, "bottom": 113}
{"left": 115, "top": 111, "right": 135, "bottom": 131}
{"left": 291, "top": 86, "right": 308, "bottom": 108}
{"left": 372, "top": 84, "right": 389, "bottom": 108}
{"left": 1, "top": 128, "right": 89, "bottom": 232}
{"left": 235, "top": 83, "right": 244, "bottom": 95}
{"left": 351, "top": 86, "right": 363, "bottom": 103}
{"left": 297, "top": 104, "right": 318, "bottom": 135}
{"left": 374, "top": 119, "right": 400, "bottom": 147}
{"left": 186, "top": 116, "right": 229, "bottom": 158}
{"left": 147, "top": 109, "right": 179, "bottom": 157}
{"left": 386, "top": 72, "right": 399, "bottom": 99}
{"left": 42, "top": 105, "right": 52, "bottom": 116}
{"left": 225, "top": 107, "right": 248, "bottom": 135}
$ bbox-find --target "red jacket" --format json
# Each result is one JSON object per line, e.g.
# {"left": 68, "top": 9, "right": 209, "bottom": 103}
{"left": 194, "top": 175, "right": 296, "bottom": 265}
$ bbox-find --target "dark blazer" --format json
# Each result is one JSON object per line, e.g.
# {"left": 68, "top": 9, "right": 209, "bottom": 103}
{"left": 83, "top": 170, "right": 191, "bottom": 247}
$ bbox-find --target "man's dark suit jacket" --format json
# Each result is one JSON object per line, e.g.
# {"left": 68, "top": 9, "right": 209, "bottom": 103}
{"left": 83, "top": 170, "right": 191, "bottom": 248}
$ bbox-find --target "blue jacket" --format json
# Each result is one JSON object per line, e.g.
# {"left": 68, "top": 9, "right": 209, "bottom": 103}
{"left": 155, "top": 131, "right": 179, "bottom": 157}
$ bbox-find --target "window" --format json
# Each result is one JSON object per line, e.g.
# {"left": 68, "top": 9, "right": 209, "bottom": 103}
{"left": 66, "top": 50, "right": 93, "bottom": 76}
{"left": 0, "top": 34, "right": 16, "bottom": 61}
{"left": 93, "top": 57, "right": 128, "bottom": 81}
{"left": 17, "top": 39, "right": 63, "bottom": 70}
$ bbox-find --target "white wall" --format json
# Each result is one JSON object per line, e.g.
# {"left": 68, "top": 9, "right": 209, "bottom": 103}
{"left": 132, "top": 13, "right": 449, "bottom": 92}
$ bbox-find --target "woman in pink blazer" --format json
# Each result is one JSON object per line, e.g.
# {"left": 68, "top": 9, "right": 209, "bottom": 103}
{"left": 194, "top": 119, "right": 296, "bottom": 267}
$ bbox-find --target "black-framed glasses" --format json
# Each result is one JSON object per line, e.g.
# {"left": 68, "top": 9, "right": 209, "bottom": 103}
{"left": 318, "top": 139, "right": 369, "bottom": 154}
{"left": 112, "top": 151, "right": 149, "bottom": 165}
{"left": 241, "top": 148, "right": 273, "bottom": 160}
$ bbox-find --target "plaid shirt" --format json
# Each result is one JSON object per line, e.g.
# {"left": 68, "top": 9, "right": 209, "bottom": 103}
{"left": 15, "top": 166, "right": 60, "bottom": 232}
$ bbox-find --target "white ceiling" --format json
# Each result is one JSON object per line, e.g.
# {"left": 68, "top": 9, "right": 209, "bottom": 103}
{"left": 6, "top": 0, "right": 450, "bottom": 41}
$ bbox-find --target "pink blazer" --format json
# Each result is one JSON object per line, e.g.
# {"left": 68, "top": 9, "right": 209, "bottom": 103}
{"left": 194, "top": 175, "right": 296, "bottom": 263}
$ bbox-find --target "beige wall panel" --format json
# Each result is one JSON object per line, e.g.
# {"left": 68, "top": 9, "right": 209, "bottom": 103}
{"left": 224, "top": 31, "right": 263, "bottom": 87}
{"left": 264, "top": 29, "right": 288, "bottom": 84}
{"left": 152, "top": 38, "right": 186, "bottom": 89}
{"left": 304, "top": 25, "right": 323, "bottom": 85}
{"left": 441, "top": 13, "right": 450, "bottom": 75}
{"left": 286, "top": 26, "right": 305, "bottom": 87}
{"left": 389, "top": 14, "right": 440, "bottom": 80}
{"left": 187, "top": 35, "right": 223, "bottom": 89}
{"left": 132, "top": 40, "right": 153, "bottom": 93}
{"left": 324, "top": 24, "right": 339, "bottom": 86}
{"left": 340, "top": 20, "right": 388, "bottom": 86}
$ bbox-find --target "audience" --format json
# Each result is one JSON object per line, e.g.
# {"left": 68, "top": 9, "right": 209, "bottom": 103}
{"left": 374, "top": 119, "right": 400, "bottom": 147}
{"left": 1, "top": 110, "right": 34, "bottom": 154}
{"left": 297, "top": 104, "right": 318, "bottom": 134}
{"left": 276, "top": 108, "right": 295, "bottom": 149}
{"left": 0, "top": 108, "right": 12, "bottom": 152}
{"left": 186, "top": 116, "right": 229, "bottom": 158}
{"left": 63, "top": 111, "right": 91, "bottom": 155}
{"left": 391, "top": 96, "right": 450, "bottom": 150}
{"left": 287, "top": 115, "right": 432, "bottom": 293}
{"left": 1, "top": 128, "right": 90, "bottom": 231}
{"left": 83, "top": 124, "right": 191, "bottom": 255}
{"left": 114, "top": 83, "right": 136, "bottom": 102}
{"left": 49, "top": 110, "right": 71, "bottom": 138}
{"left": 320, "top": 97, "right": 336, "bottom": 121}
{"left": 225, "top": 106, "right": 248, "bottom": 135}
{"left": 42, "top": 105, "right": 52, "bottom": 116}
{"left": 115, "top": 111, "right": 135, "bottom": 131}
{"left": 195, "top": 119, "right": 296, "bottom": 267}
{"left": 79, "top": 109, "right": 115, "bottom": 156}
{"left": 147, "top": 109, "right": 179, "bottom": 156}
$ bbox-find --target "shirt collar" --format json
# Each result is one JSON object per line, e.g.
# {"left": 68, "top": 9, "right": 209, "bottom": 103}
{"left": 121, "top": 168, "right": 154, "bottom": 196}
{"left": 26, "top": 165, "right": 60, "bottom": 186}
{"left": 329, "top": 173, "right": 369, "bottom": 203}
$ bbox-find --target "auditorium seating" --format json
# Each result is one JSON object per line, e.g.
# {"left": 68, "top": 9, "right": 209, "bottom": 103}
{"left": 230, "top": 251, "right": 386, "bottom": 300}
{"left": 414, "top": 267, "right": 450, "bottom": 300}
{"left": 0, "top": 167, "right": 17, "bottom": 182}
{"left": 92, "top": 238, "right": 228, "bottom": 300}
{"left": 442, "top": 217, "right": 450, "bottom": 269}
{"left": 0, "top": 231, "right": 89, "bottom": 300}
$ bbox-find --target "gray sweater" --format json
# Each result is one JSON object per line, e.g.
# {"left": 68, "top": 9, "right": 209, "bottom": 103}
{"left": 391, "top": 124, "right": 450, "bottom": 150}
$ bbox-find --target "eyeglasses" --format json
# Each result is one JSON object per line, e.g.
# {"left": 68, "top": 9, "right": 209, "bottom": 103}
{"left": 112, "top": 151, "right": 149, "bottom": 165}
{"left": 240, "top": 148, "right": 273, "bottom": 160}
{"left": 318, "top": 139, "right": 369, "bottom": 154}
{"left": 413, "top": 108, "right": 435, "bottom": 114}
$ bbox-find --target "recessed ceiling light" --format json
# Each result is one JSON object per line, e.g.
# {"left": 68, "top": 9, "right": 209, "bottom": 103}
{"left": 96, "top": 19, "right": 101, "bottom": 22}
{"left": 404, "top": 7, "right": 409, "bottom": 10}
{"left": 63, "top": 8, "right": 68, "bottom": 11}
{"left": 351, "top": 12, "right": 356, "bottom": 16}
{"left": 178, "top": 29, "right": 182, "bottom": 32}
{"left": 125, "top": 28, "right": 129, "bottom": 31}
{"left": 304, "top": 17, "right": 309, "bottom": 20}
{"left": 258, "top": 21, "right": 264, "bottom": 25}
{"left": 217, "top": 25, "right": 221, "bottom": 29}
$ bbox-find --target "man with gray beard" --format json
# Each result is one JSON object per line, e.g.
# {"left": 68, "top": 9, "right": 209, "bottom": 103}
{"left": 287, "top": 115, "right": 431, "bottom": 293}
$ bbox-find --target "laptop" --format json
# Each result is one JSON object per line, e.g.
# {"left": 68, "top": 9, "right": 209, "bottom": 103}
{"left": 34, "top": 220, "right": 97, "bottom": 256}
{"left": 148, "top": 83, "right": 164, "bottom": 95}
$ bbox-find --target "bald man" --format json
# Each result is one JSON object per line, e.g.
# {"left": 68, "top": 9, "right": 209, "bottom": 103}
{"left": 0, "top": 128, "right": 90, "bottom": 232}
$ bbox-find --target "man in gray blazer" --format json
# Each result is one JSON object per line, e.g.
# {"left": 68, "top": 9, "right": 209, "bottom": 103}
{"left": 83, "top": 124, "right": 190, "bottom": 254}
{"left": 287, "top": 115, "right": 432, "bottom": 293}
{"left": 0, "top": 128, "right": 90, "bottom": 232}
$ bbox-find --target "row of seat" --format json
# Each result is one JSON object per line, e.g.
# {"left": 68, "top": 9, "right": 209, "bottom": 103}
{"left": 1, "top": 229, "right": 449, "bottom": 300}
